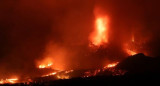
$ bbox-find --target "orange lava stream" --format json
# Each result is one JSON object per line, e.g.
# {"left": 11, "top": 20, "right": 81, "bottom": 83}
{"left": 126, "top": 49, "right": 137, "bottom": 56}
{"left": 39, "top": 63, "right": 53, "bottom": 69}
{"left": 42, "top": 72, "right": 57, "bottom": 77}
{"left": 104, "top": 62, "right": 119, "bottom": 69}
{"left": 0, "top": 78, "right": 18, "bottom": 84}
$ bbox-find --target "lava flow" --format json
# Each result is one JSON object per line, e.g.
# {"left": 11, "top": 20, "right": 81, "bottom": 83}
{"left": 0, "top": 78, "right": 18, "bottom": 84}
{"left": 104, "top": 62, "right": 119, "bottom": 69}
{"left": 126, "top": 49, "right": 137, "bottom": 56}
{"left": 39, "top": 63, "right": 53, "bottom": 69}
{"left": 83, "top": 62, "right": 119, "bottom": 78}
{"left": 37, "top": 57, "right": 54, "bottom": 69}
{"left": 42, "top": 72, "right": 57, "bottom": 77}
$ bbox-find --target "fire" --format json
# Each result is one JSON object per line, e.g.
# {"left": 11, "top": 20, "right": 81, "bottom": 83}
{"left": 57, "top": 75, "right": 70, "bottom": 79}
{"left": 39, "top": 63, "right": 53, "bottom": 69}
{"left": 126, "top": 49, "right": 137, "bottom": 56}
{"left": 41, "top": 70, "right": 73, "bottom": 79}
{"left": 123, "top": 34, "right": 138, "bottom": 56}
{"left": 106, "top": 62, "right": 119, "bottom": 68}
{"left": 42, "top": 72, "right": 57, "bottom": 77}
{"left": 83, "top": 69, "right": 101, "bottom": 78}
{"left": 124, "top": 34, "right": 137, "bottom": 56}
{"left": 90, "top": 17, "right": 109, "bottom": 46}
{"left": 65, "top": 70, "right": 74, "bottom": 74}
{"left": 104, "top": 62, "right": 119, "bottom": 69}
{"left": 37, "top": 57, "right": 54, "bottom": 69}
{"left": 0, "top": 78, "right": 18, "bottom": 84}
{"left": 89, "top": 7, "right": 109, "bottom": 46}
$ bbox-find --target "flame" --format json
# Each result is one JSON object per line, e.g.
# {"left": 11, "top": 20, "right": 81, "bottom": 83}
{"left": 104, "top": 62, "right": 119, "bottom": 69}
{"left": 37, "top": 57, "right": 54, "bottom": 69}
{"left": 0, "top": 78, "right": 18, "bottom": 84}
{"left": 124, "top": 34, "right": 137, "bottom": 56}
{"left": 89, "top": 7, "right": 109, "bottom": 46}
{"left": 83, "top": 69, "right": 101, "bottom": 78}
{"left": 57, "top": 75, "right": 70, "bottom": 79}
{"left": 126, "top": 49, "right": 137, "bottom": 56}
{"left": 83, "top": 62, "right": 120, "bottom": 78}
{"left": 83, "top": 62, "right": 119, "bottom": 78}
{"left": 42, "top": 72, "right": 57, "bottom": 77}
{"left": 90, "top": 16, "right": 109, "bottom": 46}
{"left": 41, "top": 70, "right": 73, "bottom": 79}
{"left": 106, "top": 62, "right": 119, "bottom": 68}
{"left": 65, "top": 70, "right": 74, "bottom": 74}
{"left": 39, "top": 63, "right": 53, "bottom": 69}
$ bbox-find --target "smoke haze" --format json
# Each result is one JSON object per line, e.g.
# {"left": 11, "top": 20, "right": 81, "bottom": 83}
{"left": 0, "top": 0, "right": 160, "bottom": 78}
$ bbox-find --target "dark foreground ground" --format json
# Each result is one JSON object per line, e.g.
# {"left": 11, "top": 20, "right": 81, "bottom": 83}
{"left": 1, "top": 74, "right": 160, "bottom": 86}
{"left": 1, "top": 53, "right": 160, "bottom": 86}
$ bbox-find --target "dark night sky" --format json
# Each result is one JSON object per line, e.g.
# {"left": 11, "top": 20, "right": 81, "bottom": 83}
{"left": 0, "top": 0, "right": 160, "bottom": 78}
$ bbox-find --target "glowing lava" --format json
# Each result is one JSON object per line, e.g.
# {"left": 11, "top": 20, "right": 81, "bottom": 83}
{"left": 104, "top": 62, "right": 119, "bottom": 69}
{"left": 42, "top": 72, "right": 57, "bottom": 77}
{"left": 37, "top": 57, "right": 54, "bottom": 69}
{"left": 91, "top": 17, "right": 109, "bottom": 46}
{"left": 124, "top": 34, "right": 138, "bottom": 56}
{"left": 107, "top": 62, "right": 119, "bottom": 68}
{"left": 39, "top": 63, "right": 53, "bottom": 69}
{"left": 65, "top": 70, "right": 74, "bottom": 74}
{"left": 90, "top": 9, "right": 109, "bottom": 46}
{"left": 57, "top": 75, "right": 70, "bottom": 79}
{"left": 0, "top": 78, "right": 18, "bottom": 84}
{"left": 126, "top": 49, "right": 137, "bottom": 56}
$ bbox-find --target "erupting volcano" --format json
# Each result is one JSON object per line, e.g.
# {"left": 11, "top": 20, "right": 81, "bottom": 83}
{"left": 0, "top": 0, "right": 160, "bottom": 85}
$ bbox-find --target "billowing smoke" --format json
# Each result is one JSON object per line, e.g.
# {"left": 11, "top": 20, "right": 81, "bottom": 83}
{"left": 0, "top": 0, "right": 160, "bottom": 79}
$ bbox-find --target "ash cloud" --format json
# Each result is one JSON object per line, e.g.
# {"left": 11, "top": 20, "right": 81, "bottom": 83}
{"left": 0, "top": 0, "right": 160, "bottom": 78}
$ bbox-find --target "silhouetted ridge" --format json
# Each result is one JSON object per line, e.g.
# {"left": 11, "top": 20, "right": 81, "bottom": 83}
{"left": 116, "top": 53, "right": 160, "bottom": 74}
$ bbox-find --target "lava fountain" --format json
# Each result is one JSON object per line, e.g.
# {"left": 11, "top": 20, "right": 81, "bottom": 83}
{"left": 89, "top": 8, "right": 109, "bottom": 46}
